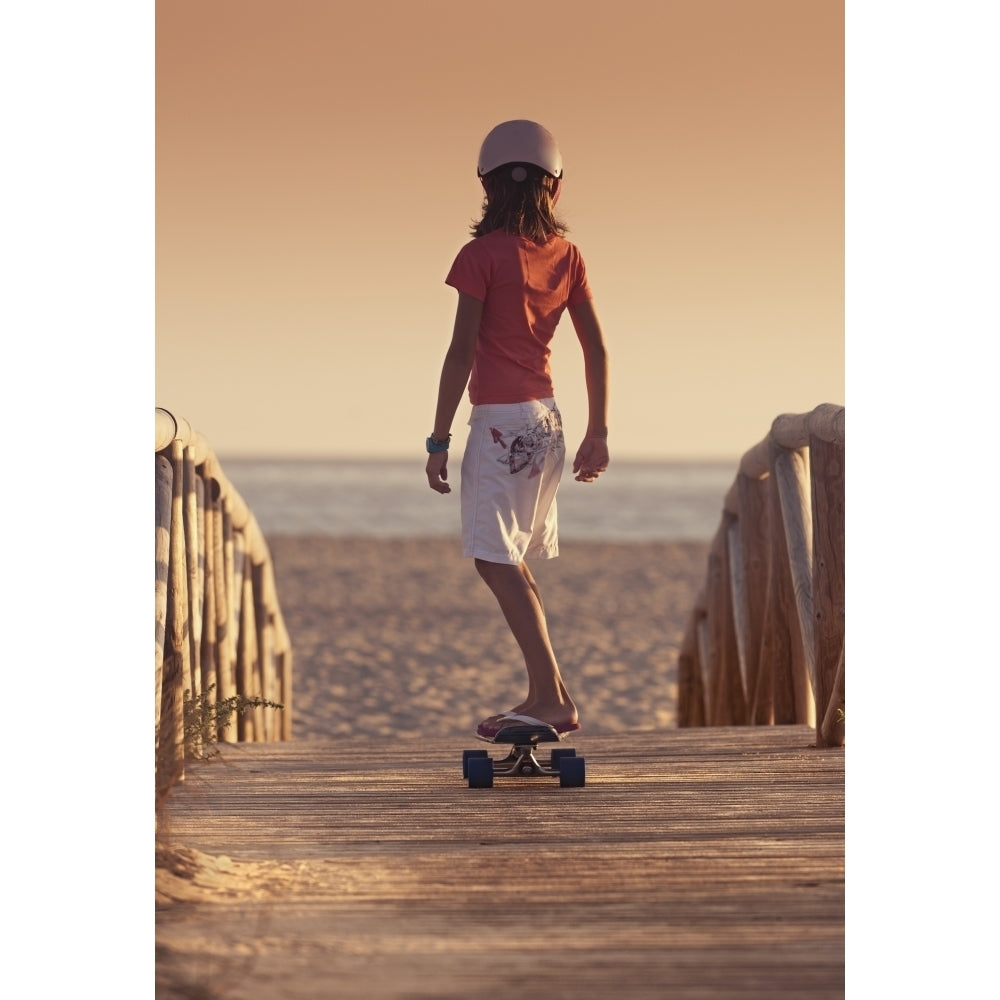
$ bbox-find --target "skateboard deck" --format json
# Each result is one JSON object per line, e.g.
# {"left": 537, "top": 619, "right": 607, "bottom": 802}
{"left": 463, "top": 725, "right": 585, "bottom": 788}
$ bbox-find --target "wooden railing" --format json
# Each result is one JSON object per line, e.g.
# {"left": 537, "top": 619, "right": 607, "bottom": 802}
{"left": 155, "top": 408, "right": 292, "bottom": 786}
{"left": 677, "top": 404, "right": 844, "bottom": 747}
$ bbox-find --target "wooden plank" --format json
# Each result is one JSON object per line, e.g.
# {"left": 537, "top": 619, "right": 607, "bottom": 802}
{"left": 157, "top": 727, "right": 844, "bottom": 1000}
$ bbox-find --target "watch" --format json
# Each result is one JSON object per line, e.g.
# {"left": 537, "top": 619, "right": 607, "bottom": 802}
{"left": 426, "top": 434, "right": 451, "bottom": 454}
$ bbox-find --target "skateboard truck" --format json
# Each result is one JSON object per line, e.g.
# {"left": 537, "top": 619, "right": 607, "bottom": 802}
{"left": 463, "top": 725, "right": 585, "bottom": 788}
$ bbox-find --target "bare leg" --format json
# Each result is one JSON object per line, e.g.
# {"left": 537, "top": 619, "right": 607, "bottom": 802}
{"left": 474, "top": 558, "right": 578, "bottom": 731}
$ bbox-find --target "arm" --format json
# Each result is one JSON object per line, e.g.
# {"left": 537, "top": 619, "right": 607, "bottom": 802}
{"left": 425, "top": 292, "right": 483, "bottom": 494}
{"left": 567, "top": 298, "right": 610, "bottom": 483}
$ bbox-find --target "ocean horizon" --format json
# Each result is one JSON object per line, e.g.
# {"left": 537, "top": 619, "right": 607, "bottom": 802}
{"left": 219, "top": 457, "right": 737, "bottom": 543}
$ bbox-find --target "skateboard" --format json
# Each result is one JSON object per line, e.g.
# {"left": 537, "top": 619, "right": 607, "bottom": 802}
{"left": 462, "top": 725, "right": 585, "bottom": 788}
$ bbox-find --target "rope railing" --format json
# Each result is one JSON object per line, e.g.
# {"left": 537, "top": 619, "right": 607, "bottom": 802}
{"left": 155, "top": 408, "right": 292, "bottom": 787}
{"left": 677, "top": 403, "right": 844, "bottom": 747}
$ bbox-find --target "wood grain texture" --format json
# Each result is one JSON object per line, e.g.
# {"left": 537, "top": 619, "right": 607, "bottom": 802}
{"left": 157, "top": 727, "right": 844, "bottom": 1000}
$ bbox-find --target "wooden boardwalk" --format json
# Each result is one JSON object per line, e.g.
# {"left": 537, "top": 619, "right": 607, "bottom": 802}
{"left": 156, "top": 726, "right": 844, "bottom": 1000}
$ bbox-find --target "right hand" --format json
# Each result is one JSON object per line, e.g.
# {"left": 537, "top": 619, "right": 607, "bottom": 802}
{"left": 425, "top": 451, "right": 451, "bottom": 493}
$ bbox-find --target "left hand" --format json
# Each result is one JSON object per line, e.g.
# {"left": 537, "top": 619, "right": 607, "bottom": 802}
{"left": 572, "top": 436, "right": 609, "bottom": 483}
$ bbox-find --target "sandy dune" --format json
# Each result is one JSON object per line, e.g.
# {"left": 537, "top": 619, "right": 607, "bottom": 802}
{"left": 266, "top": 536, "right": 710, "bottom": 740}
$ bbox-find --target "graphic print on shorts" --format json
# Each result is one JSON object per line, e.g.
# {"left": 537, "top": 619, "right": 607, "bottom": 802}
{"left": 490, "top": 410, "right": 564, "bottom": 477}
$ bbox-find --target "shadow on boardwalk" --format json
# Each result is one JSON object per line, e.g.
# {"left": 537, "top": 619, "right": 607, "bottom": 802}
{"left": 156, "top": 726, "right": 844, "bottom": 1000}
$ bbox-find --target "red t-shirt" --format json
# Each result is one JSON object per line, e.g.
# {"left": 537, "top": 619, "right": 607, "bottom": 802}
{"left": 445, "top": 230, "right": 593, "bottom": 405}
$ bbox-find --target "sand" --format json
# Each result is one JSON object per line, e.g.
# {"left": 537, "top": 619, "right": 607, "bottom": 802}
{"left": 267, "top": 536, "right": 710, "bottom": 740}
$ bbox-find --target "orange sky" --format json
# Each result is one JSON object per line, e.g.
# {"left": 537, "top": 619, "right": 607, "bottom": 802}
{"left": 156, "top": 0, "right": 844, "bottom": 460}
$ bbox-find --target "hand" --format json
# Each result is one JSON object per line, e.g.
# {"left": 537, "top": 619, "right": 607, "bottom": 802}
{"left": 425, "top": 451, "right": 451, "bottom": 493}
{"left": 573, "top": 437, "right": 609, "bottom": 483}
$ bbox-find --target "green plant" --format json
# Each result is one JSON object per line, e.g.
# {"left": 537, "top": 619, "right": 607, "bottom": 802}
{"left": 183, "top": 685, "right": 284, "bottom": 760}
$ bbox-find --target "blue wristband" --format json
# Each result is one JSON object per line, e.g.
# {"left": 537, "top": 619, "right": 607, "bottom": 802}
{"left": 426, "top": 435, "right": 450, "bottom": 453}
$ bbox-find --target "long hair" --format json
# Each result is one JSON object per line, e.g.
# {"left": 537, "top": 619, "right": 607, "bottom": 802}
{"left": 471, "top": 164, "right": 568, "bottom": 242}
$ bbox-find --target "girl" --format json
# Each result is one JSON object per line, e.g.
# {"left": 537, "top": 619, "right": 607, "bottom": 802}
{"left": 425, "top": 119, "right": 610, "bottom": 741}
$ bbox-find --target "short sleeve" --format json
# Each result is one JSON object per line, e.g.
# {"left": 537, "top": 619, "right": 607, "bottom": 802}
{"left": 567, "top": 244, "right": 593, "bottom": 306}
{"left": 445, "top": 241, "right": 488, "bottom": 302}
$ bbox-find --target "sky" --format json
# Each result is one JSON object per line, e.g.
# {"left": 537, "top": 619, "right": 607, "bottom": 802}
{"left": 155, "top": 0, "right": 845, "bottom": 461}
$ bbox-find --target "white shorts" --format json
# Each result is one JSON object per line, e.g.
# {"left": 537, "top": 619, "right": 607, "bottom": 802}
{"left": 461, "top": 398, "right": 566, "bottom": 564}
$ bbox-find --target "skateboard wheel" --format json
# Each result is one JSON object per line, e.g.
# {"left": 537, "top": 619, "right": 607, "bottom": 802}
{"left": 468, "top": 756, "right": 494, "bottom": 788}
{"left": 462, "top": 749, "right": 489, "bottom": 778}
{"left": 558, "top": 756, "right": 585, "bottom": 788}
{"left": 549, "top": 748, "right": 576, "bottom": 768}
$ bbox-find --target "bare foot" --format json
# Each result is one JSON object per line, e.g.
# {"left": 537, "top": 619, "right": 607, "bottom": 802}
{"left": 514, "top": 697, "right": 579, "bottom": 733}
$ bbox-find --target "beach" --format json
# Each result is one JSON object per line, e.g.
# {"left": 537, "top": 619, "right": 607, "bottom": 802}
{"left": 267, "top": 536, "right": 710, "bottom": 740}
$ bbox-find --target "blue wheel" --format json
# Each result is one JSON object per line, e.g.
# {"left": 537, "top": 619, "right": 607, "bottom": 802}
{"left": 468, "top": 756, "right": 494, "bottom": 788}
{"left": 462, "top": 749, "right": 489, "bottom": 778}
{"left": 549, "top": 748, "right": 576, "bottom": 768}
{"left": 558, "top": 755, "right": 585, "bottom": 788}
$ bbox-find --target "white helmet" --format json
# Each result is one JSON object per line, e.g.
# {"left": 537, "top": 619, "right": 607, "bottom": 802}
{"left": 477, "top": 120, "right": 563, "bottom": 179}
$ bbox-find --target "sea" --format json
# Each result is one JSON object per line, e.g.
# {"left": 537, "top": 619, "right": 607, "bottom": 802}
{"left": 220, "top": 458, "right": 737, "bottom": 543}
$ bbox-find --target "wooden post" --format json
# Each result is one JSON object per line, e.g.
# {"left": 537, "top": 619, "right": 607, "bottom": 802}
{"left": 215, "top": 503, "right": 236, "bottom": 741}
{"left": 773, "top": 445, "right": 816, "bottom": 727}
{"left": 703, "top": 526, "right": 725, "bottom": 724}
{"left": 259, "top": 556, "right": 290, "bottom": 739}
{"left": 725, "top": 514, "right": 749, "bottom": 701}
{"left": 163, "top": 441, "right": 189, "bottom": 776}
{"left": 278, "top": 634, "right": 293, "bottom": 741}
{"left": 696, "top": 613, "right": 711, "bottom": 721}
{"left": 277, "top": 612, "right": 293, "bottom": 740}
{"left": 677, "top": 605, "right": 706, "bottom": 727}
{"left": 762, "top": 454, "right": 800, "bottom": 724}
{"left": 719, "top": 512, "right": 747, "bottom": 724}
{"left": 237, "top": 566, "right": 259, "bottom": 741}
{"left": 154, "top": 455, "right": 172, "bottom": 749}
{"left": 820, "top": 649, "right": 845, "bottom": 746}
{"left": 253, "top": 560, "right": 276, "bottom": 741}
{"left": 736, "top": 472, "right": 770, "bottom": 723}
{"left": 231, "top": 528, "right": 246, "bottom": 697}
{"left": 751, "top": 584, "right": 776, "bottom": 725}
{"left": 704, "top": 521, "right": 746, "bottom": 725}
{"left": 810, "top": 406, "right": 845, "bottom": 746}
{"left": 182, "top": 450, "right": 202, "bottom": 705}
{"left": 200, "top": 487, "right": 218, "bottom": 712}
